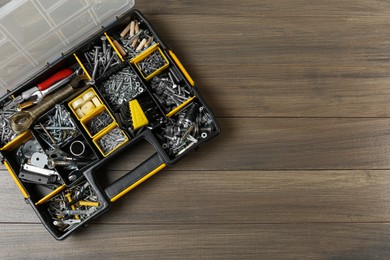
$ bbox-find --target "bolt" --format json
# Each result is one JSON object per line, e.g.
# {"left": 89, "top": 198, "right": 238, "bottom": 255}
{"left": 101, "top": 36, "right": 107, "bottom": 55}
{"left": 92, "top": 46, "right": 101, "bottom": 80}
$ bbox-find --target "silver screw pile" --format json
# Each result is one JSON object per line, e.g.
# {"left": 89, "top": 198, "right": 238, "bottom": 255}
{"left": 84, "top": 37, "right": 121, "bottom": 81}
{"left": 97, "top": 127, "right": 127, "bottom": 154}
{"left": 151, "top": 72, "right": 193, "bottom": 112}
{"left": 87, "top": 110, "right": 114, "bottom": 136}
{"left": 100, "top": 67, "right": 144, "bottom": 111}
{"left": 160, "top": 104, "right": 214, "bottom": 157}
{"left": 0, "top": 109, "right": 18, "bottom": 146}
{"left": 137, "top": 50, "right": 166, "bottom": 77}
{"left": 34, "top": 104, "right": 78, "bottom": 146}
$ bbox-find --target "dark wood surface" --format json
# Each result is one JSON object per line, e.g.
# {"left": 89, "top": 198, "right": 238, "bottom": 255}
{"left": 2, "top": 0, "right": 390, "bottom": 259}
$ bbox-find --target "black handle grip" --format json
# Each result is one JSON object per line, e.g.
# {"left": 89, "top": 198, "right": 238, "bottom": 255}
{"left": 104, "top": 153, "right": 165, "bottom": 202}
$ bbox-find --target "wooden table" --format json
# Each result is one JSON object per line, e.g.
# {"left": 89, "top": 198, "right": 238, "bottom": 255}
{"left": 2, "top": 0, "right": 390, "bottom": 259}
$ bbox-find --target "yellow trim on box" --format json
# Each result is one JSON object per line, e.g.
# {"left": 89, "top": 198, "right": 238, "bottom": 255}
{"left": 73, "top": 53, "right": 92, "bottom": 80}
{"left": 166, "top": 96, "right": 197, "bottom": 117}
{"left": 169, "top": 50, "right": 195, "bottom": 86}
{"left": 110, "top": 163, "right": 166, "bottom": 202}
{"left": 1, "top": 131, "right": 32, "bottom": 151}
{"left": 4, "top": 161, "right": 28, "bottom": 199}
{"left": 93, "top": 124, "right": 129, "bottom": 157}
{"left": 80, "top": 105, "right": 116, "bottom": 138}
{"left": 104, "top": 32, "right": 124, "bottom": 62}
{"left": 131, "top": 44, "right": 169, "bottom": 81}
{"left": 68, "top": 87, "right": 104, "bottom": 120}
{"left": 130, "top": 43, "right": 160, "bottom": 63}
{"left": 35, "top": 184, "right": 66, "bottom": 206}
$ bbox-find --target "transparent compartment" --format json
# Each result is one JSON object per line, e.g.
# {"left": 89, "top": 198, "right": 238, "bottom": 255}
{"left": 0, "top": 0, "right": 135, "bottom": 94}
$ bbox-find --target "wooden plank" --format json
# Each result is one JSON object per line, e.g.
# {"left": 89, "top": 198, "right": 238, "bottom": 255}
{"left": 0, "top": 223, "right": 390, "bottom": 259}
{"left": 3, "top": 118, "right": 385, "bottom": 173}
{"left": 3, "top": 169, "right": 390, "bottom": 224}
{"left": 85, "top": 118, "right": 390, "bottom": 171}
{"left": 96, "top": 170, "right": 390, "bottom": 224}
{"left": 3, "top": 1, "right": 390, "bottom": 17}
{"left": 137, "top": 1, "right": 390, "bottom": 17}
{"left": 192, "top": 65, "right": 390, "bottom": 118}
{"left": 140, "top": 15, "right": 390, "bottom": 67}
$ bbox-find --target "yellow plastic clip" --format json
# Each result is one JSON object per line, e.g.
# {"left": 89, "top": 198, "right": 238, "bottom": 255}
{"left": 73, "top": 53, "right": 91, "bottom": 80}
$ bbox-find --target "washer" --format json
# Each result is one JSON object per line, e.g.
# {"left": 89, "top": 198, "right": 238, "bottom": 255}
{"left": 70, "top": 140, "right": 85, "bottom": 156}
{"left": 31, "top": 152, "right": 48, "bottom": 168}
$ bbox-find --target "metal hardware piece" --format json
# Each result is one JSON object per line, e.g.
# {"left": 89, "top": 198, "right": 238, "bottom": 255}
{"left": 31, "top": 152, "right": 49, "bottom": 168}
{"left": 23, "top": 163, "right": 57, "bottom": 176}
{"left": 10, "top": 75, "right": 89, "bottom": 133}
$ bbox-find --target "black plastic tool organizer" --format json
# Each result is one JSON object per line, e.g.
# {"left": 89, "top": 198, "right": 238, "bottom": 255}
{"left": 0, "top": 9, "right": 220, "bottom": 240}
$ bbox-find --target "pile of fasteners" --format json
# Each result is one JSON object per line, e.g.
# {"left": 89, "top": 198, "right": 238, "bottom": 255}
{"left": 34, "top": 105, "right": 78, "bottom": 147}
{"left": 47, "top": 181, "right": 101, "bottom": 232}
{"left": 87, "top": 111, "right": 114, "bottom": 136}
{"left": 97, "top": 127, "right": 127, "bottom": 155}
{"left": 100, "top": 67, "right": 144, "bottom": 111}
{"left": 137, "top": 50, "right": 167, "bottom": 78}
{"left": 118, "top": 19, "right": 155, "bottom": 58}
{"left": 83, "top": 36, "right": 121, "bottom": 81}
{"left": 0, "top": 109, "right": 18, "bottom": 146}
{"left": 159, "top": 103, "right": 215, "bottom": 156}
{"left": 151, "top": 72, "right": 193, "bottom": 112}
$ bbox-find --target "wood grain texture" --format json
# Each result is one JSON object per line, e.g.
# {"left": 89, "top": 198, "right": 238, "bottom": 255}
{"left": 98, "top": 118, "right": 390, "bottom": 170}
{"left": 1, "top": 0, "right": 390, "bottom": 259}
{"left": 4, "top": 169, "right": 390, "bottom": 224}
{"left": 1, "top": 224, "right": 390, "bottom": 259}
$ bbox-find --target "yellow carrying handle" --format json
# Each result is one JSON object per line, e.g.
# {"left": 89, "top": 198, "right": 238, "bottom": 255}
{"left": 110, "top": 163, "right": 166, "bottom": 202}
{"left": 104, "top": 153, "right": 166, "bottom": 202}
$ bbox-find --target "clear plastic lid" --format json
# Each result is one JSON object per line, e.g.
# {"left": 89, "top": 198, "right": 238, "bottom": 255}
{"left": 0, "top": 0, "right": 135, "bottom": 95}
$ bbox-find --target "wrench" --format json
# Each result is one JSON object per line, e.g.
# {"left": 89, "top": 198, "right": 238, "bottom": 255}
{"left": 30, "top": 77, "right": 71, "bottom": 104}
{"left": 4, "top": 68, "right": 74, "bottom": 109}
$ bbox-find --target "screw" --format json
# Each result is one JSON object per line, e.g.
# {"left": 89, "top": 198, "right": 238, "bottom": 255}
{"left": 92, "top": 46, "right": 101, "bottom": 80}
{"left": 101, "top": 36, "right": 107, "bottom": 55}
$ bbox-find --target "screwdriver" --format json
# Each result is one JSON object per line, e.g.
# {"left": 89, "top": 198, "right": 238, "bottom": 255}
{"left": 4, "top": 68, "right": 73, "bottom": 109}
